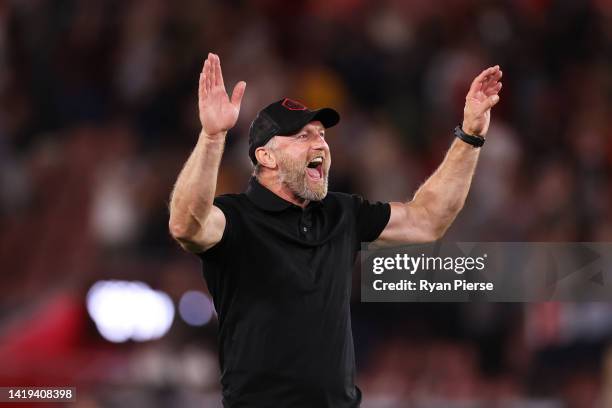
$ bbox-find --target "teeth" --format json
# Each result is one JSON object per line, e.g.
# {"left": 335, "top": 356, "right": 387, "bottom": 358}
{"left": 307, "top": 157, "right": 324, "bottom": 169}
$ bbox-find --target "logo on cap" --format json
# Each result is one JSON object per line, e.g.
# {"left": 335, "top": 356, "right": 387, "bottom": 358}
{"left": 281, "top": 98, "right": 307, "bottom": 111}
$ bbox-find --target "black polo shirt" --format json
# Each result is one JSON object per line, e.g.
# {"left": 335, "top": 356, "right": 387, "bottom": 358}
{"left": 199, "top": 177, "right": 390, "bottom": 408}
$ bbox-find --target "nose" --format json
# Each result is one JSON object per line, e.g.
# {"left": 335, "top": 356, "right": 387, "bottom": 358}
{"left": 312, "top": 133, "right": 328, "bottom": 151}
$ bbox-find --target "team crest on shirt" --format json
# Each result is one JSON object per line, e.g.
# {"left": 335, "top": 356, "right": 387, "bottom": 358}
{"left": 281, "top": 98, "right": 308, "bottom": 111}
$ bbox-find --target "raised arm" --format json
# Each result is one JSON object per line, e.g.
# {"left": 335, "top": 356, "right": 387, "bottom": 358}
{"left": 168, "top": 53, "right": 246, "bottom": 253}
{"left": 376, "top": 65, "right": 502, "bottom": 245}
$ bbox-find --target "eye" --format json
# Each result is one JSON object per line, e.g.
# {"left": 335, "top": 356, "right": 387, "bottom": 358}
{"left": 296, "top": 133, "right": 307, "bottom": 139}
{"left": 319, "top": 131, "right": 325, "bottom": 138}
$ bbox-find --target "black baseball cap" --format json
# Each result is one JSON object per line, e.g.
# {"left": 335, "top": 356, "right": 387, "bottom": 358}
{"left": 248, "top": 98, "right": 340, "bottom": 164}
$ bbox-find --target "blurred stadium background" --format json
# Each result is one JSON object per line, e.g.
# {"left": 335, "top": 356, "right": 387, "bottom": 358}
{"left": 1, "top": 0, "right": 612, "bottom": 407}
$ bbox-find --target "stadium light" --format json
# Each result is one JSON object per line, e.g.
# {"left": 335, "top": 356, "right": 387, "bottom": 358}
{"left": 86, "top": 280, "right": 175, "bottom": 343}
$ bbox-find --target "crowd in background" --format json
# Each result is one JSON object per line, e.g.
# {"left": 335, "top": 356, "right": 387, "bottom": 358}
{"left": 1, "top": 0, "right": 612, "bottom": 406}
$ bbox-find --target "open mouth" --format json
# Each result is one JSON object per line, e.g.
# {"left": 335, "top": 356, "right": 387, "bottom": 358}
{"left": 305, "top": 157, "right": 324, "bottom": 181}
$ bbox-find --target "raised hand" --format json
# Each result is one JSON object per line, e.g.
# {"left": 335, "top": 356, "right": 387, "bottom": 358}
{"left": 199, "top": 53, "right": 246, "bottom": 136}
{"left": 462, "top": 65, "right": 502, "bottom": 137}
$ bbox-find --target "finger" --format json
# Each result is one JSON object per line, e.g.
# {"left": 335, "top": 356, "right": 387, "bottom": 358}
{"left": 231, "top": 81, "right": 247, "bottom": 108}
{"left": 208, "top": 53, "right": 216, "bottom": 88}
{"left": 485, "top": 82, "right": 502, "bottom": 96}
{"left": 212, "top": 54, "right": 219, "bottom": 87}
{"left": 487, "top": 68, "right": 502, "bottom": 81}
{"left": 201, "top": 57, "right": 210, "bottom": 89}
{"left": 467, "top": 67, "right": 494, "bottom": 97}
{"left": 478, "top": 94, "right": 500, "bottom": 114}
{"left": 209, "top": 56, "right": 215, "bottom": 91}
{"left": 199, "top": 72, "right": 207, "bottom": 99}
{"left": 484, "top": 80, "right": 502, "bottom": 97}
{"left": 493, "top": 68, "right": 502, "bottom": 81}
{"left": 205, "top": 59, "right": 212, "bottom": 93}
{"left": 477, "top": 67, "right": 503, "bottom": 97}
{"left": 214, "top": 54, "right": 225, "bottom": 89}
{"left": 467, "top": 65, "right": 499, "bottom": 99}
{"left": 483, "top": 70, "right": 502, "bottom": 91}
{"left": 203, "top": 58, "right": 208, "bottom": 88}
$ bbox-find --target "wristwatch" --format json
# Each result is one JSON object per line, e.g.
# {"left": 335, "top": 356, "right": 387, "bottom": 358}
{"left": 454, "top": 126, "right": 485, "bottom": 148}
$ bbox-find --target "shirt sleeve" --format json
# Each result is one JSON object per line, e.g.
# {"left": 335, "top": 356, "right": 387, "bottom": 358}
{"left": 352, "top": 195, "right": 391, "bottom": 243}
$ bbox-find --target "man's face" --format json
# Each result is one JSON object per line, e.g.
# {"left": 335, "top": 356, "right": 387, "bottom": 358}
{"left": 273, "top": 121, "right": 331, "bottom": 201}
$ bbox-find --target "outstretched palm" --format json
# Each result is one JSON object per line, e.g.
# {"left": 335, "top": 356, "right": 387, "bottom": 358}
{"left": 462, "top": 65, "right": 502, "bottom": 136}
{"left": 199, "top": 53, "right": 246, "bottom": 136}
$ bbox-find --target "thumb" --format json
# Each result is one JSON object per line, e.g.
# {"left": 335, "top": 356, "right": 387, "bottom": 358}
{"left": 231, "top": 81, "right": 246, "bottom": 108}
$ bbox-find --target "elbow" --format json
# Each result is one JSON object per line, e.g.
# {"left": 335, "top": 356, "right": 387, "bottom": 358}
{"left": 168, "top": 220, "right": 186, "bottom": 241}
{"left": 168, "top": 218, "right": 195, "bottom": 242}
{"left": 168, "top": 203, "right": 206, "bottom": 241}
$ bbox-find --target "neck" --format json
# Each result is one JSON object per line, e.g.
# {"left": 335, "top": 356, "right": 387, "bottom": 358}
{"left": 256, "top": 173, "right": 309, "bottom": 208}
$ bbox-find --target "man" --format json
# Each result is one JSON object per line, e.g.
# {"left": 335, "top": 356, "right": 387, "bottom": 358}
{"left": 169, "top": 52, "right": 502, "bottom": 407}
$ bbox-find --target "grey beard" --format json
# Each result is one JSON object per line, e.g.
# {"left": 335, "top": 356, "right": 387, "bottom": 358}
{"left": 298, "top": 176, "right": 328, "bottom": 201}
{"left": 279, "top": 167, "right": 328, "bottom": 202}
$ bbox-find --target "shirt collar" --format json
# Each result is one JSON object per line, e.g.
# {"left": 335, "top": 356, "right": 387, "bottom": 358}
{"left": 245, "top": 177, "right": 322, "bottom": 212}
{"left": 246, "top": 177, "right": 294, "bottom": 212}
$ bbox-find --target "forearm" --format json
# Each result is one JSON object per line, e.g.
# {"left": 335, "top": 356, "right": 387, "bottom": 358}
{"left": 411, "top": 138, "right": 480, "bottom": 236}
{"left": 377, "top": 66, "right": 500, "bottom": 245}
{"left": 168, "top": 130, "right": 226, "bottom": 239}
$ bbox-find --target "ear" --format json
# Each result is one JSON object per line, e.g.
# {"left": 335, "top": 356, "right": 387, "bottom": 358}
{"left": 255, "top": 147, "right": 276, "bottom": 169}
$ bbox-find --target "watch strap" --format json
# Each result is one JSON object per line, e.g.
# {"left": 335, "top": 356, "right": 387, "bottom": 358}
{"left": 454, "top": 125, "right": 485, "bottom": 147}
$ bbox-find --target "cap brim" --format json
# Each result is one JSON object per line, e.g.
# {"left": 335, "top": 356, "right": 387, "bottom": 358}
{"left": 310, "top": 108, "right": 340, "bottom": 129}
